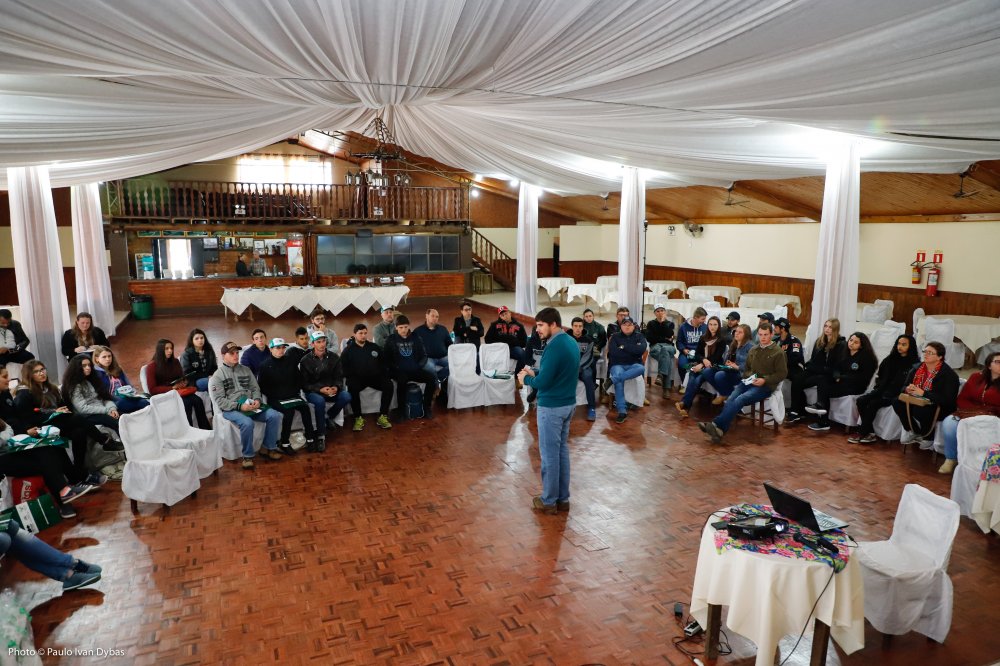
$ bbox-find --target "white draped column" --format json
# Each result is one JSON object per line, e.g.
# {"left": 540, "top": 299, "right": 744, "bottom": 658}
{"left": 7, "top": 166, "right": 71, "bottom": 374}
{"left": 808, "top": 141, "right": 860, "bottom": 348}
{"left": 514, "top": 182, "right": 539, "bottom": 316}
{"left": 71, "top": 183, "right": 116, "bottom": 336}
{"left": 617, "top": 166, "right": 646, "bottom": 320}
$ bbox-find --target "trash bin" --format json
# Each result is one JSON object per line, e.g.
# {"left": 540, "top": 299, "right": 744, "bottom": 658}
{"left": 130, "top": 294, "right": 153, "bottom": 320}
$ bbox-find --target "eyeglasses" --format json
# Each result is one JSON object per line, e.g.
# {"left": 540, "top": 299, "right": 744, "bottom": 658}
{"left": 32, "top": 369, "right": 46, "bottom": 375}
{"left": 923, "top": 349, "right": 939, "bottom": 356}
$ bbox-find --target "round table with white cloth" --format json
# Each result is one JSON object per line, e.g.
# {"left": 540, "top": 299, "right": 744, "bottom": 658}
{"left": 536, "top": 277, "right": 575, "bottom": 300}
{"left": 596, "top": 275, "right": 618, "bottom": 288}
{"left": 566, "top": 283, "right": 615, "bottom": 311}
{"left": 739, "top": 293, "right": 802, "bottom": 317}
{"left": 916, "top": 314, "right": 1000, "bottom": 355}
{"left": 220, "top": 285, "right": 409, "bottom": 318}
{"left": 687, "top": 285, "right": 742, "bottom": 305}
{"left": 644, "top": 280, "right": 687, "bottom": 297}
{"left": 655, "top": 299, "right": 706, "bottom": 320}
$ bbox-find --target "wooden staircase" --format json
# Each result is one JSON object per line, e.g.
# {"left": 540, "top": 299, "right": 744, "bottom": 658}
{"left": 471, "top": 229, "right": 515, "bottom": 291}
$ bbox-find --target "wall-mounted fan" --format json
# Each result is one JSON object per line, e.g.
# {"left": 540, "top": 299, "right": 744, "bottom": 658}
{"left": 683, "top": 220, "right": 704, "bottom": 237}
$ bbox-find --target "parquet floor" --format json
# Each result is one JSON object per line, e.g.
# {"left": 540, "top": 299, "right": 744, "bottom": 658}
{"left": 2, "top": 301, "right": 998, "bottom": 665}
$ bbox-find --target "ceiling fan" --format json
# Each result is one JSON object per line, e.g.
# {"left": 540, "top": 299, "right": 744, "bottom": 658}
{"left": 724, "top": 185, "right": 750, "bottom": 207}
{"left": 599, "top": 192, "right": 610, "bottom": 211}
{"left": 953, "top": 171, "right": 980, "bottom": 199}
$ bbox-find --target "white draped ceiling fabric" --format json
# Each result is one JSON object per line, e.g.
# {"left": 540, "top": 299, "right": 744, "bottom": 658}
{"left": 514, "top": 183, "right": 539, "bottom": 317}
{"left": 1, "top": 0, "right": 999, "bottom": 193}
{"left": 7, "top": 167, "right": 71, "bottom": 375}
{"left": 808, "top": 143, "right": 861, "bottom": 350}
{"left": 71, "top": 183, "right": 116, "bottom": 337}
{"left": 617, "top": 168, "right": 646, "bottom": 320}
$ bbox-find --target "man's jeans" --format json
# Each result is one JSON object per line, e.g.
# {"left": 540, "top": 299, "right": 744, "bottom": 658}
{"left": 940, "top": 415, "right": 960, "bottom": 460}
{"left": 649, "top": 343, "right": 676, "bottom": 383}
{"left": 306, "top": 390, "right": 352, "bottom": 431}
{"left": 424, "top": 356, "right": 450, "bottom": 381}
{"left": 537, "top": 403, "right": 575, "bottom": 507}
{"left": 579, "top": 366, "right": 596, "bottom": 408}
{"left": 609, "top": 363, "right": 645, "bottom": 413}
{"left": 713, "top": 383, "right": 772, "bottom": 433}
{"left": 223, "top": 408, "right": 282, "bottom": 457}
{"left": 0, "top": 522, "right": 73, "bottom": 581}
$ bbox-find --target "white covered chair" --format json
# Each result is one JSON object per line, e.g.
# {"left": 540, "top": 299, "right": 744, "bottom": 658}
{"left": 447, "top": 344, "right": 485, "bottom": 409}
{"left": 138, "top": 362, "right": 152, "bottom": 393}
{"left": 873, "top": 406, "right": 903, "bottom": 441}
{"left": 861, "top": 303, "right": 891, "bottom": 324}
{"left": 480, "top": 342, "right": 517, "bottom": 406}
{"left": 950, "top": 415, "right": 1000, "bottom": 516}
{"left": 604, "top": 369, "right": 647, "bottom": 407}
{"left": 210, "top": 392, "right": 265, "bottom": 461}
{"left": 920, "top": 317, "right": 966, "bottom": 369}
{"left": 804, "top": 386, "right": 861, "bottom": 428}
{"left": 912, "top": 307, "right": 925, "bottom": 337}
{"left": 119, "top": 406, "right": 200, "bottom": 512}
{"left": 702, "top": 301, "right": 722, "bottom": 320}
{"left": 150, "top": 391, "right": 222, "bottom": 479}
{"left": 874, "top": 299, "right": 895, "bottom": 320}
{"left": 870, "top": 326, "right": 900, "bottom": 362}
{"left": 857, "top": 484, "right": 960, "bottom": 643}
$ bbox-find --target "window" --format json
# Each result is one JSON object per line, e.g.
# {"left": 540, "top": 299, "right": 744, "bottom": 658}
{"left": 165, "top": 239, "right": 192, "bottom": 273}
{"left": 237, "top": 154, "right": 332, "bottom": 185}
{"left": 316, "top": 234, "right": 463, "bottom": 274}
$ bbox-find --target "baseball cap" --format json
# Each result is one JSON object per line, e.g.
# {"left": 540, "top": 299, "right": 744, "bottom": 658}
{"left": 774, "top": 317, "right": 791, "bottom": 329}
{"left": 269, "top": 337, "right": 288, "bottom": 348}
{"left": 220, "top": 342, "right": 241, "bottom": 354}
{"left": 726, "top": 311, "right": 741, "bottom": 321}
{"left": 620, "top": 317, "right": 636, "bottom": 326}
{"left": 497, "top": 306, "right": 510, "bottom": 314}
{"left": 758, "top": 312, "right": 775, "bottom": 322}
{"left": 653, "top": 303, "right": 666, "bottom": 312}
{"left": 380, "top": 305, "right": 395, "bottom": 312}
{"left": 309, "top": 331, "right": 327, "bottom": 342}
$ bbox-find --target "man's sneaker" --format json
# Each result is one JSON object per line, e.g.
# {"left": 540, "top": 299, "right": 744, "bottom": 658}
{"left": 858, "top": 433, "right": 878, "bottom": 444}
{"left": 60, "top": 483, "right": 94, "bottom": 504}
{"left": 259, "top": 448, "right": 282, "bottom": 461}
{"left": 653, "top": 376, "right": 663, "bottom": 387}
{"left": 675, "top": 401, "right": 688, "bottom": 418}
{"left": 278, "top": 444, "right": 296, "bottom": 456}
{"left": 84, "top": 472, "right": 108, "bottom": 488}
{"left": 785, "top": 411, "right": 802, "bottom": 424}
{"left": 626, "top": 402, "right": 640, "bottom": 411}
{"left": 938, "top": 459, "right": 957, "bottom": 474}
{"left": 101, "top": 438, "right": 124, "bottom": 452}
{"left": 705, "top": 422, "right": 723, "bottom": 444}
{"left": 353, "top": 416, "right": 365, "bottom": 432}
{"left": 315, "top": 439, "right": 327, "bottom": 453}
{"left": 58, "top": 504, "right": 77, "bottom": 519}
{"left": 63, "top": 570, "right": 101, "bottom": 591}
{"left": 305, "top": 438, "right": 318, "bottom": 452}
{"left": 643, "top": 398, "right": 650, "bottom": 406}
{"left": 532, "top": 496, "right": 557, "bottom": 515}
{"left": 376, "top": 415, "right": 392, "bottom": 429}
{"left": 804, "top": 404, "right": 828, "bottom": 416}
{"left": 241, "top": 457, "right": 255, "bottom": 470}
{"left": 73, "top": 560, "right": 102, "bottom": 575}
{"left": 711, "top": 395, "right": 727, "bottom": 405}
{"left": 557, "top": 501, "right": 571, "bottom": 512}
{"left": 808, "top": 420, "right": 832, "bottom": 432}
{"left": 586, "top": 407, "right": 596, "bottom": 421}
{"left": 616, "top": 411, "right": 628, "bottom": 424}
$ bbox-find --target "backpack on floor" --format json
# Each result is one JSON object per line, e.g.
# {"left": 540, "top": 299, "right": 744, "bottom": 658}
{"left": 406, "top": 383, "right": 424, "bottom": 419}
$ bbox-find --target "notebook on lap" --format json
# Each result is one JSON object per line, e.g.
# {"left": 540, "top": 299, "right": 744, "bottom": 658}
{"left": 763, "top": 482, "right": 849, "bottom": 532}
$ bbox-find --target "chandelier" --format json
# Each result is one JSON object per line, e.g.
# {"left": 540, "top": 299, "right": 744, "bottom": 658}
{"left": 345, "top": 115, "right": 412, "bottom": 188}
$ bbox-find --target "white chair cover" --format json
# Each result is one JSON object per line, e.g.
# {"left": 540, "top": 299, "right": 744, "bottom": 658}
{"left": 977, "top": 340, "right": 1000, "bottom": 365}
{"left": 139, "top": 363, "right": 152, "bottom": 393}
{"left": 702, "top": 301, "right": 722, "bottom": 320}
{"left": 119, "top": 406, "right": 200, "bottom": 507}
{"left": 857, "top": 484, "right": 960, "bottom": 643}
{"left": 873, "top": 406, "right": 903, "bottom": 441}
{"left": 882, "top": 320, "right": 905, "bottom": 337}
{"left": 604, "top": 374, "right": 646, "bottom": 406}
{"left": 480, "top": 343, "right": 516, "bottom": 406}
{"left": 950, "top": 415, "right": 1000, "bottom": 516}
{"left": 210, "top": 392, "right": 265, "bottom": 460}
{"left": 344, "top": 383, "right": 399, "bottom": 416}
{"left": 150, "top": 391, "right": 222, "bottom": 478}
{"left": 447, "top": 344, "right": 485, "bottom": 409}
{"left": 874, "top": 299, "right": 895, "bottom": 320}
{"left": 870, "top": 326, "right": 899, "bottom": 362}
{"left": 912, "top": 308, "right": 925, "bottom": 337}
{"left": 861, "top": 303, "right": 891, "bottom": 324}
{"left": 803, "top": 387, "right": 860, "bottom": 427}
{"left": 921, "top": 317, "right": 965, "bottom": 369}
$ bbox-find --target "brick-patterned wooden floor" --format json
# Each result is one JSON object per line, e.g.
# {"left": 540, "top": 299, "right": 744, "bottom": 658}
{"left": 3, "top": 303, "right": 999, "bottom": 665}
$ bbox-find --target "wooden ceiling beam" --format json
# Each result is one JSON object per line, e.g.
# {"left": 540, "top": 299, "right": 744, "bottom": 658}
{"left": 966, "top": 162, "right": 1000, "bottom": 193}
{"left": 860, "top": 213, "right": 1000, "bottom": 223}
{"left": 730, "top": 182, "right": 821, "bottom": 220}
{"left": 685, "top": 216, "right": 814, "bottom": 225}
{"left": 644, "top": 201, "right": 686, "bottom": 225}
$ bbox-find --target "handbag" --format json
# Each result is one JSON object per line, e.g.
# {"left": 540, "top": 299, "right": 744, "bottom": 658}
{"left": 897, "top": 392, "right": 939, "bottom": 438}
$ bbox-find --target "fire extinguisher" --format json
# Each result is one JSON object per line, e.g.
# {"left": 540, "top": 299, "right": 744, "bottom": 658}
{"left": 911, "top": 251, "right": 926, "bottom": 284}
{"left": 926, "top": 265, "right": 940, "bottom": 297}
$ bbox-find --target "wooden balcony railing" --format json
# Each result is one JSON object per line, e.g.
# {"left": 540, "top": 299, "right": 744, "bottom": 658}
{"left": 108, "top": 180, "right": 468, "bottom": 222}
{"left": 471, "top": 229, "right": 515, "bottom": 290}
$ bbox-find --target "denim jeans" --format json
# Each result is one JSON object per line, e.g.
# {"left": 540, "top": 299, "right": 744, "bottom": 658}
{"left": 649, "top": 343, "right": 676, "bottom": 382}
{"left": 710, "top": 369, "right": 741, "bottom": 397}
{"left": 682, "top": 370, "right": 709, "bottom": 408}
{"left": 713, "top": 382, "right": 773, "bottom": 432}
{"left": 609, "top": 363, "right": 645, "bottom": 413}
{"left": 939, "top": 415, "right": 960, "bottom": 460}
{"left": 222, "top": 408, "right": 282, "bottom": 457}
{"left": 509, "top": 346, "right": 527, "bottom": 374}
{"left": 195, "top": 377, "right": 210, "bottom": 392}
{"left": 0, "top": 522, "right": 73, "bottom": 581}
{"left": 579, "top": 366, "right": 596, "bottom": 408}
{"left": 305, "top": 390, "right": 352, "bottom": 432}
{"left": 424, "top": 356, "right": 450, "bottom": 381}
{"left": 537, "top": 403, "right": 575, "bottom": 506}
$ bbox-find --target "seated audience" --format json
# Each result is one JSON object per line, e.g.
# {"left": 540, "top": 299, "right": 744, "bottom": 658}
{"left": 144, "top": 339, "right": 211, "bottom": 430}
{"left": 60, "top": 312, "right": 109, "bottom": 361}
{"left": 699, "top": 323, "right": 787, "bottom": 444}
{"left": 453, "top": 302, "right": 485, "bottom": 348}
{"left": 384, "top": 315, "right": 438, "bottom": 420}
{"left": 723, "top": 311, "right": 741, "bottom": 342}
{"left": 485, "top": 306, "right": 527, "bottom": 374}
{"left": 340, "top": 324, "right": 393, "bottom": 431}
{"left": 0, "top": 309, "right": 33, "bottom": 365}
{"left": 607, "top": 317, "right": 648, "bottom": 424}
{"left": 674, "top": 316, "right": 726, "bottom": 418}
{"left": 709, "top": 323, "right": 754, "bottom": 402}
{"left": 180, "top": 328, "right": 218, "bottom": 392}
{"left": 605, "top": 307, "right": 630, "bottom": 339}
{"left": 570, "top": 317, "right": 597, "bottom": 421}
{"left": 92, "top": 346, "right": 149, "bottom": 414}
{"left": 645, "top": 304, "right": 676, "bottom": 394}
{"left": 240, "top": 329, "right": 270, "bottom": 378}
{"left": 306, "top": 310, "right": 339, "bottom": 352}
{"left": 413, "top": 308, "right": 452, "bottom": 385}
{"left": 299, "top": 331, "right": 351, "bottom": 446}
{"left": 0, "top": 518, "right": 102, "bottom": 590}
{"left": 210, "top": 341, "right": 283, "bottom": 469}
{"left": 373, "top": 306, "right": 397, "bottom": 348}
{"left": 787, "top": 318, "right": 846, "bottom": 423}
{"left": 892, "top": 341, "right": 960, "bottom": 445}
{"left": 62, "top": 354, "right": 120, "bottom": 435}
{"left": 753, "top": 312, "right": 775, "bottom": 342}
{"left": 258, "top": 338, "right": 315, "bottom": 454}
{"left": 581, "top": 308, "right": 607, "bottom": 356}
{"left": 848, "top": 334, "right": 918, "bottom": 444}
{"left": 287, "top": 327, "right": 311, "bottom": 365}
{"left": 804, "top": 332, "right": 878, "bottom": 431}
{"left": 676, "top": 307, "right": 708, "bottom": 382}
{"left": 935, "top": 352, "right": 1000, "bottom": 474}
{"left": 774, "top": 317, "right": 805, "bottom": 381}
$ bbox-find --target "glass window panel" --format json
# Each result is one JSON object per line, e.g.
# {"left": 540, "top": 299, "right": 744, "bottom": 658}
{"left": 429, "top": 235, "right": 443, "bottom": 252}
{"left": 394, "top": 254, "right": 411, "bottom": 271}
{"left": 391, "top": 235, "right": 410, "bottom": 253}
{"left": 373, "top": 236, "right": 391, "bottom": 254}
{"left": 410, "top": 235, "right": 428, "bottom": 253}
{"left": 355, "top": 236, "right": 373, "bottom": 253}
{"left": 374, "top": 254, "right": 392, "bottom": 267}
{"left": 335, "top": 256, "right": 354, "bottom": 273}
{"left": 443, "top": 254, "right": 459, "bottom": 270}
{"left": 428, "top": 254, "right": 443, "bottom": 270}
{"left": 316, "top": 254, "right": 338, "bottom": 273}
{"left": 442, "top": 235, "right": 459, "bottom": 253}
{"left": 410, "top": 254, "right": 428, "bottom": 271}
{"left": 331, "top": 235, "right": 354, "bottom": 253}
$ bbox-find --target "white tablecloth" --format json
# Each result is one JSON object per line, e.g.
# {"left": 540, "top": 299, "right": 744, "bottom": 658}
{"left": 690, "top": 518, "right": 865, "bottom": 666}
{"left": 644, "top": 280, "right": 687, "bottom": 297}
{"left": 688, "top": 285, "right": 742, "bottom": 305}
{"left": 596, "top": 275, "right": 618, "bottom": 288}
{"left": 972, "top": 480, "right": 1000, "bottom": 535}
{"left": 220, "top": 285, "right": 410, "bottom": 318}
{"left": 917, "top": 314, "right": 1000, "bottom": 354}
{"left": 739, "top": 293, "right": 802, "bottom": 317}
{"left": 566, "top": 283, "right": 615, "bottom": 310}
{"left": 536, "top": 277, "right": 575, "bottom": 299}
{"left": 656, "top": 299, "right": 705, "bottom": 320}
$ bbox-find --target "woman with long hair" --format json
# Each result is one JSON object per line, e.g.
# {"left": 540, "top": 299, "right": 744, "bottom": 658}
{"left": 60, "top": 312, "right": 110, "bottom": 361}
{"left": 674, "top": 316, "right": 726, "bottom": 418}
{"left": 13, "top": 360, "right": 115, "bottom": 494}
{"left": 805, "top": 332, "right": 878, "bottom": 431}
{"left": 92, "top": 345, "right": 149, "bottom": 414}
{"left": 787, "top": 318, "right": 846, "bottom": 423}
{"left": 936, "top": 352, "right": 1000, "bottom": 474}
{"left": 62, "top": 354, "right": 120, "bottom": 433}
{"left": 143, "top": 339, "right": 210, "bottom": 429}
{"left": 708, "top": 323, "right": 754, "bottom": 402}
{"left": 892, "top": 340, "right": 960, "bottom": 446}
{"left": 0, "top": 366, "right": 102, "bottom": 519}
{"left": 849, "top": 334, "right": 919, "bottom": 444}
{"left": 180, "top": 328, "right": 218, "bottom": 392}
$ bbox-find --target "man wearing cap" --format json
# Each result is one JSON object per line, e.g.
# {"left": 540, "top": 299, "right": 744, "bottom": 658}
{"left": 485, "top": 306, "right": 527, "bottom": 374}
{"left": 210, "top": 341, "right": 284, "bottom": 469}
{"left": 774, "top": 317, "right": 805, "bottom": 380}
{"left": 306, "top": 310, "right": 339, "bottom": 352}
{"left": 340, "top": 324, "right": 393, "bottom": 431}
{"left": 644, "top": 305, "right": 676, "bottom": 394}
{"left": 605, "top": 306, "right": 630, "bottom": 339}
{"left": 607, "top": 317, "right": 649, "bottom": 423}
{"left": 300, "top": 331, "right": 351, "bottom": 447}
{"left": 677, "top": 307, "right": 708, "bottom": 383}
{"left": 373, "top": 306, "right": 397, "bottom": 348}
{"left": 453, "top": 302, "right": 485, "bottom": 349}
{"left": 258, "top": 338, "right": 316, "bottom": 454}
{"left": 753, "top": 312, "right": 775, "bottom": 343}
{"left": 0, "top": 309, "right": 33, "bottom": 365}
{"left": 570, "top": 317, "right": 598, "bottom": 420}
{"left": 384, "top": 315, "right": 438, "bottom": 419}
{"left": 724, "top": 311, "right": 741, "bottom": 343}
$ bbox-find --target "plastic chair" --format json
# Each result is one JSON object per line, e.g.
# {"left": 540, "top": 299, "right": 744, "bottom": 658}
{"left": 119, "top": 406, "right": 200, "bottom": 514}
{"left": 150, "top": 391, "right": 222, "bottom": 478}
{"left": 857, "top": 484, "right": 960, "bottom": 643}
{"left": 950, "top": 415, "right": 1000, "bottom": 516}
{"left": 447, "top": 344, "right": 485, "bottom": 409}
{"left": 479, "top": 343, "right": 516, "bottom": 406}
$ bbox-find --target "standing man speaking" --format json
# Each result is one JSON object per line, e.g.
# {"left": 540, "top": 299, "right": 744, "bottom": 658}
{"left": 519, "top": 308, "right": 579, "bottom": 515}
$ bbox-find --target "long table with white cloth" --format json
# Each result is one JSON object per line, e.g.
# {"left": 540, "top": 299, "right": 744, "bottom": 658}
{"left": 566, "top": 283, "right": 615, "bottom": 311}
{"left": 739, "top": 292, "right": 803, "bottom": 317}
{"left": 916, "top": 314, "right": 1000, "bottom": 357}
{"left": 221, "top": 285, "right": 410, "bottom": 318}
{"left": 687, "top": 285, "right": 742, "bottom": 305}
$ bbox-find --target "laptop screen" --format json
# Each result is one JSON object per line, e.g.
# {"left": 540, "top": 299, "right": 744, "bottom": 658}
{"left": 763, "top": 482, "right": 820, "bottom": 531}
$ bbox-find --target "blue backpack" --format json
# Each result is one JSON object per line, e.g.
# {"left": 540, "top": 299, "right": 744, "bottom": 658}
{"left": 406, "top": 383, "right": 424, "bottom": 419}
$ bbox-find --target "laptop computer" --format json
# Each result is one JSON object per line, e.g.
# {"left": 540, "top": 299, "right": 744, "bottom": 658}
{"left": 763, "top": 482, "right": 849, "bottom": 532}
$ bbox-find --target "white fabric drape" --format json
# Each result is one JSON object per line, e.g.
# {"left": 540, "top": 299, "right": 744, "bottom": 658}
{"left": 1, "top": 1, "right": 999, "bottom": 192}
{"left": 514, "top": 183, "right": 539, "bottom": 316}
{"left": 71, "top": 183, "right": 116, "bottom": 337}
{"left": 7, "top": 166, "right": 71, "bottom": 374}
{"left": 617, "top": 167, "right": 646, "bottom": 319}
{"left": 808, "top": 142, "right": 861, "bottom": 347}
